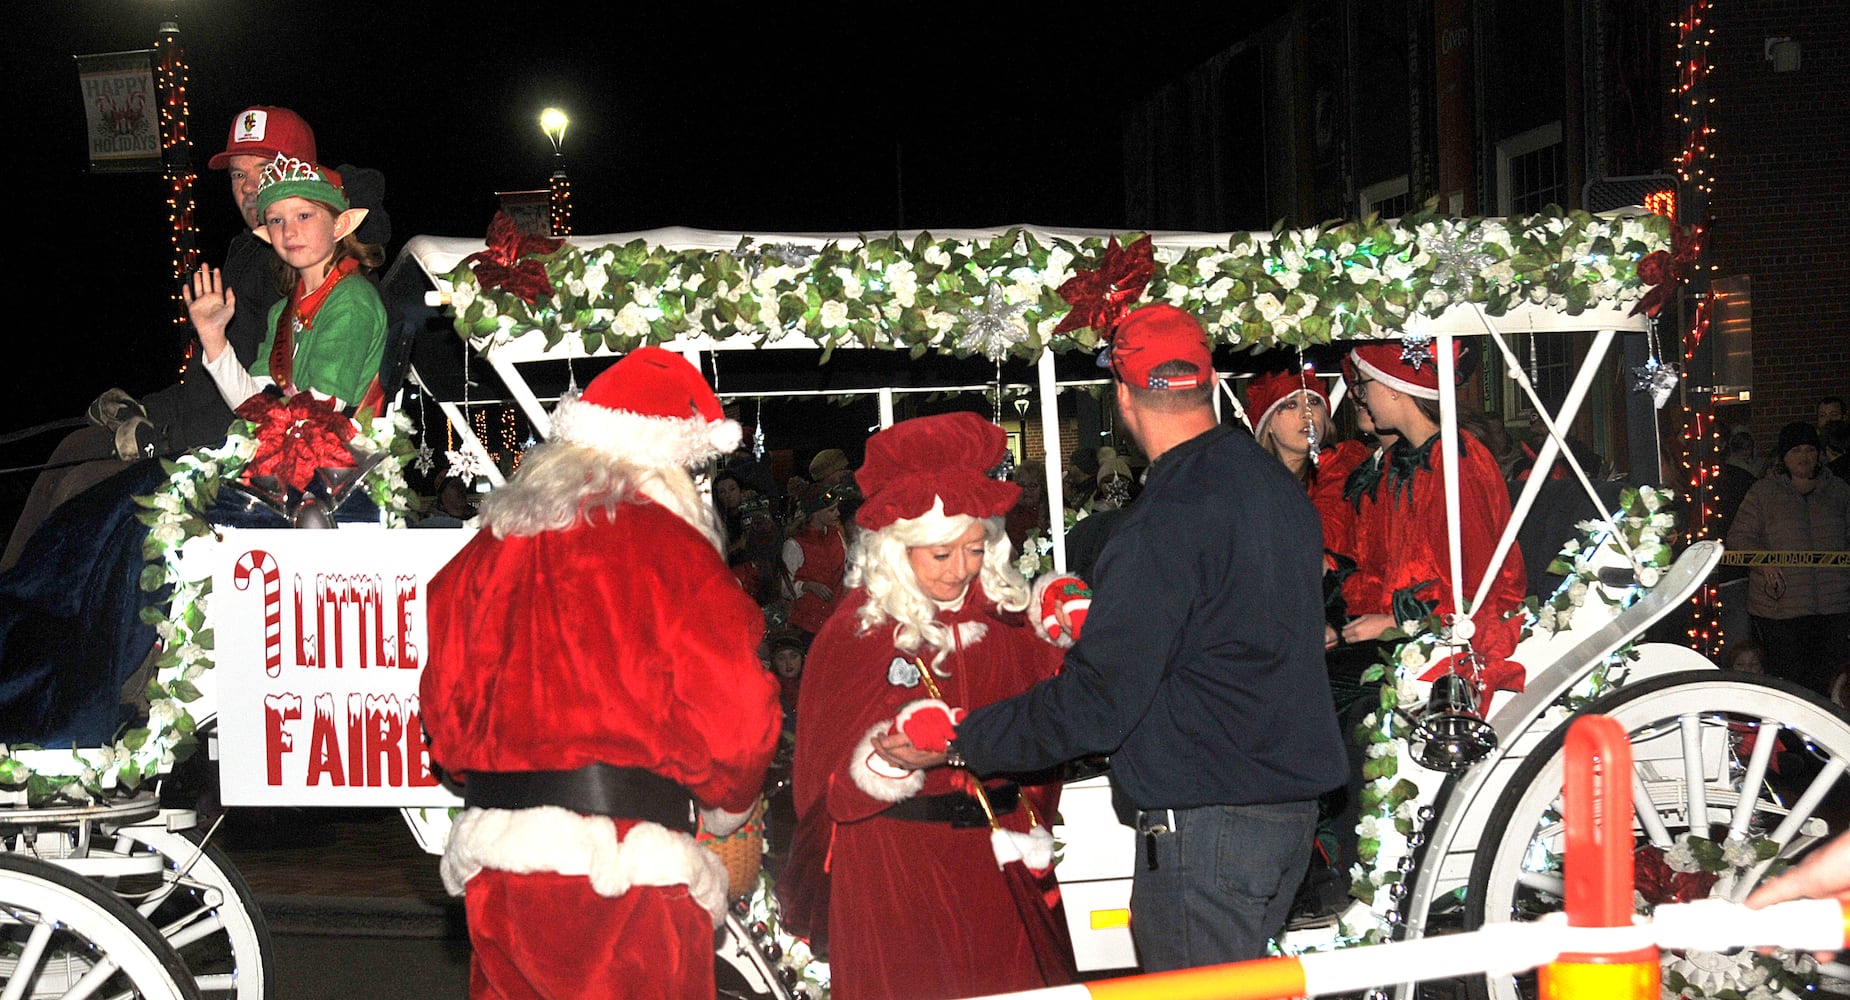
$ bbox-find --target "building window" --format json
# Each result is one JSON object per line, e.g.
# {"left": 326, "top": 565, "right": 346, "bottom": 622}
{"left": 1496, "top": 122, "right": 1565, "bottom": 215}
{"left": 1359, "top": 176, "right": 1411, "bottom": 220}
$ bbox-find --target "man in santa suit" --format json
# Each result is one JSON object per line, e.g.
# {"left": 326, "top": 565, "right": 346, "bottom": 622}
{"left": 420, "top": 346, "right": 782, "bottom": 999}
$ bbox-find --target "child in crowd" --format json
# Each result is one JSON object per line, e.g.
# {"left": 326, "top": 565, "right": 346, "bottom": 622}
{"left": 185, "top": 154, "right": 388, "bottom": 415}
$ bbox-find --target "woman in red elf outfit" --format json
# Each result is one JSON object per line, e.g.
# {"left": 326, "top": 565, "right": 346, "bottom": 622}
{"left": 782, "top": 411, "right": 1074, "bottom": 1000}
{"left": 1245, "top": 368, "right": 1371, "bottom": 563}
{"left": 1335, "top": 342, "right": 1529, "bottom": 698}
{"left": 784, "top": 484, "right": 850, "bottom": 641}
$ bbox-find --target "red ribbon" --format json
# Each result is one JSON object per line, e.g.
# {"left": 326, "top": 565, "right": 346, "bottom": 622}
{"left": 235, "top": 393, "right": 357, "bottom": 492}
{"left": 462, "top": 212, "right": 567, "bottom": 304}
{"left": 1053, "top": 235, "right": 1155, "bottom": 336}
{"left": 1630, "top": 223, "right": 1705, "bottom": 318}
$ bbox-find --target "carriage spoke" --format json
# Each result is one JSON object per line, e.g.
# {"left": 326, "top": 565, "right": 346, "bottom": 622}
{"left": 1, "top": 918, "right": 58, "bottom": 1000}
{"left": 1680, "top": 713, "right": 1708, "bottom": 834}
{"left": 1735, "top": 755, "right": 1847, "bottom": 902}
{"left": 1632, "top": 770, "right": 1673, "bottom": 848}
{"left": 1727, "top": 716, "right": 1782, "bottom": 841}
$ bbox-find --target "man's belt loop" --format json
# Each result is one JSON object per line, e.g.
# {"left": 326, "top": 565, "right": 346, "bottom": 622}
{"left": 462, "top": 763, "right": 697, "bottom": 834}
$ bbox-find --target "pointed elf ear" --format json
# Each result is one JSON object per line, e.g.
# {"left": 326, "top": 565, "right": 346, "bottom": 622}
{"left": 333, "top": 208, "right": 369, "bottom": 242}
{"left": 252, "top": 225, "right": 274, "bottom": 245}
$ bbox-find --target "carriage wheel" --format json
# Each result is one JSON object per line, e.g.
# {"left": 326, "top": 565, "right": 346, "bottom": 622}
{"left": 107, "top": 827, "right": 275, "bottom": 1000}
{"left": 1464, "top": 671, "right": 1850, "bottom": 1000}
{"left": 0, "top": 853, "right": 203, "bottom": 1000}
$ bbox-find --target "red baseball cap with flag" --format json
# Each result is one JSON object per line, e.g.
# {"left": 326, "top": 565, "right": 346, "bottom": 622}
{"left": 1107, "top": 305, "right": 1214, "bottom": 391}
{"left": 209, "top": 105, "right": 317, "bottom": 170}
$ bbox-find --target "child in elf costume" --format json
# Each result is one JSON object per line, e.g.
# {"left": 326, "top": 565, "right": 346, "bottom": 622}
{"left": 184, "top": 153, "right": 388, "bottom": 416}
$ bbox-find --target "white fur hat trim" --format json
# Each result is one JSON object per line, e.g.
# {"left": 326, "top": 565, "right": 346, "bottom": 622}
{"left": 440, "top": 806, "right": 731, "bottom": 927}
{"left": 550, "top": 394, "right": 742, "bottom": 469}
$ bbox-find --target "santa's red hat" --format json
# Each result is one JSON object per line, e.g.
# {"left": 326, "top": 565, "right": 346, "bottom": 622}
{"left": 549, "top": 346, "right": 741, "bottom": 467}
{"left": 855, "top": 412, "right": 1020, "bottom": 532}
{"left": 1244, "top": 368, "right": 1329, "bottom": 437}
{"left": 1347, "top": 341, "right": 1460, "bottom": 401}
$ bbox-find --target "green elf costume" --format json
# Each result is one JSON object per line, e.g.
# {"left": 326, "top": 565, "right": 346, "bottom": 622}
{"left": 202, "top": 153, "right": 387, "bottom": 412}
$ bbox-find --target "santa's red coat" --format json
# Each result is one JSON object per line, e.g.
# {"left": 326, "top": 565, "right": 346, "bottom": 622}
{"left": 782, "top": 583, "right": 1069, "bottom": 1000}
{"left": 421, "top": 499, "right": 781, "bottom": 998}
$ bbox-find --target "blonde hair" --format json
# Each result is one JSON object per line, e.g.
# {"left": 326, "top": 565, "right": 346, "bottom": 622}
{"left": 1258, "top": 393, "right": 1336, "bottom": 484}
{"left": 845, "top": 499, "right": 1029, "bottom": 671}
{"left": 479, "top": 440, "right": 724, "bottom": 553}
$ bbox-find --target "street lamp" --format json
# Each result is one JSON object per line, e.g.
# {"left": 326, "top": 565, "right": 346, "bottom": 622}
{"left": 539, "top": 107, "right": 572, "bottom": 236}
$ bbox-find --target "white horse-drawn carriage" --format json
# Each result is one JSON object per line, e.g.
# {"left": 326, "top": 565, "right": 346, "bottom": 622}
{"left": 3, "top": 208, "right": 1844, "bottom": 1000}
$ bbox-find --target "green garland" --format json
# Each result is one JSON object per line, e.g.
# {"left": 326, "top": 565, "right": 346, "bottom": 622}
{"left": 0, "top": 413, "right": 417, "bottom": 806}
{"left": 443, "top": 206, "right": 1671, "bottom": 356}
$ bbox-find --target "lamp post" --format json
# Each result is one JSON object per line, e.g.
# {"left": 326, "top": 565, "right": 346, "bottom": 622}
{"left": 540, "top": 107, "right": 571, "bottom": 236}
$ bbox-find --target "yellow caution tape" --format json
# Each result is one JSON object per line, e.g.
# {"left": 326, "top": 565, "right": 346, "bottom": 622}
{"left": 1719, "top": 550, "right": 1850, "bottom": 567}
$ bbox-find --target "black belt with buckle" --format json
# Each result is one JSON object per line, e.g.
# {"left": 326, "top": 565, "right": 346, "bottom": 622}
{"left": 462, "top": 763, "right": 696, "bottom": 834}
{"left": 885, "top": 783, "right": 1020, "bottom": 828}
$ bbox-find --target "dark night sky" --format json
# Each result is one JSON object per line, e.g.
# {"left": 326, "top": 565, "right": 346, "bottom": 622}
{"left": 10, "top": 1, "right": 1278, "bottom": 433}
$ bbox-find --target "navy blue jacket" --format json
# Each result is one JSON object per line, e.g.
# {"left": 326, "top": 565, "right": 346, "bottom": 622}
{"left": 958, "top": 424, "right": 1347, "bottom": 810}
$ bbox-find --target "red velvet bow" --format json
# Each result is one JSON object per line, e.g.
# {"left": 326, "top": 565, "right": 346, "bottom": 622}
{"left": 1054, "top": 235, "right": 1156, "bottom": 336}
{"left": 1633, "top": 844, "right": 1718, "bottom": 906}
{"left": 235, "top": 393, "right": 357, "bottom": 493}
{"left": 462, "top": 212, "right": 567, "bottom": 304}
{"left": 1630, "top": 223, "right": 1705, "bottom": 318}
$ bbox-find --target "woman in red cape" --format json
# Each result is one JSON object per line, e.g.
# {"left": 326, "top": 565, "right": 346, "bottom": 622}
{"left": 780, "top": 412, "right": 1073, "bottom": 1000}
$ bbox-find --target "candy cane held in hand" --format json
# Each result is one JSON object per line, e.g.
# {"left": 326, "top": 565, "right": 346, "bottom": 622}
{"left": 233, "top": 548, "right": 283, "bottom": 677}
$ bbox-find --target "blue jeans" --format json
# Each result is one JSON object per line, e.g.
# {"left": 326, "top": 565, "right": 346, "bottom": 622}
{"left": 1130, "top": 799, "right": 1319, "bottom": 970}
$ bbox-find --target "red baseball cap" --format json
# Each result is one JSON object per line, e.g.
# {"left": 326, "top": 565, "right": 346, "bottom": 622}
{"left": 1108, "top": 305, "right": 1214, "bottom": 390}
{"left": 209, "top": 106, "right": 317, "bottom": 170}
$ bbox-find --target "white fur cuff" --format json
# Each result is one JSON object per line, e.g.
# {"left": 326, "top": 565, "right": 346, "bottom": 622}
{"left": 990, "top": 824, "right": 1056, "bottom": 873}
{"left": 1028, "top": 573, "right": 1074, "bottom": 648}
{"left": 848, "top": 720, "right": 926, "bottom": 802}
{"left": 699, "top": 804, "right": 754, "bottom": 838}
{"left": 441, "top": 806, "right": 731, "bottom": 927}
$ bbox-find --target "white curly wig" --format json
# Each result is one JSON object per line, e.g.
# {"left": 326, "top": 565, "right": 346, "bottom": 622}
{"left": 845, "top": 497, "right": 1030, "bottom": 671}
{"left": 477, "top": 439, "right": 725, "bottom": 553}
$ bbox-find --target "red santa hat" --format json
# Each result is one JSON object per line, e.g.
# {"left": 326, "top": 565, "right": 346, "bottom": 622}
{"left": 548, "top": 346, "right": 742, "bottom": 467}
{"left": 1347, "top": 341, "right": 1461, "bottom": 401}
{"left": 1244, "top": 367, "right": 1329, "bottom": 438}
{"left": 855, "top": 412, "right": 1021, "bottom": 532}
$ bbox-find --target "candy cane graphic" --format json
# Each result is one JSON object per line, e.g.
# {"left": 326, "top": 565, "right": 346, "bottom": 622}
{"left": 234, "top": 549, "right": 284, "bottom": 677}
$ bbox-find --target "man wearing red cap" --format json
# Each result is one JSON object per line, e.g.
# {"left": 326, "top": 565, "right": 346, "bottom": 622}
{"left": 420, "top": 347, "right": 782, "bottom": 998}
{"left": 881, "top": 305, "right": 1348, "bottom": 970}
{"left": 2, "top": 106, "right": 324, "bottom": 569}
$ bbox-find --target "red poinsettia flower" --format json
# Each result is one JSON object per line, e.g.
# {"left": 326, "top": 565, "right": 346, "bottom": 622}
{"left": 1054, "top": 235, "right": 1156, "bottom": 336}
{"left": 1633, "top": 844, "right": 1718, "bottom": 907}
{"left": 235, "top": 393, "right": 357, "bottom": 493}
{"left": 1630, "top": 223, "right": 1705, "bottom": 318}
{"left": 462, "top": 211, "right": 567, "bottom": 304}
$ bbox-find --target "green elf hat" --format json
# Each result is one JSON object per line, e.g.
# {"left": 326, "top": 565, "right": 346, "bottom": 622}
{"left": 254, "top": 152, "right": 349, "bottom": 218}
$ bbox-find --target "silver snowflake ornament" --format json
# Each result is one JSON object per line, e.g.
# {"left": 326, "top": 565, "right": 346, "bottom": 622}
{"left": 1400, "top": 333, "right": 1435, "bottom": 371}
{"left": 752, "top": 422, "right": 766, "bottom": 462}
{"left": 1425, "top": 223, "right": 1495, "bottom": 293}
{"left": 444, "top": 448, "right": 492, "bottom": 482}
{"left": 956, "top": 283, "right": 1029, "bottom": 362}
{"left": 411, "top": 440, "right": 436, "bottom": 476}
{"left": 1631, "top": 357, "right": 1681, "bottom": 410}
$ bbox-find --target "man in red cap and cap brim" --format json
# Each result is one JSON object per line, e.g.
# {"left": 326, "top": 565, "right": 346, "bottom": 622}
{"left": 880, "top": 305, "right": 1349, "bottom": 971}
{"left": 420, "top": 347, "right": 781, "bottom": 999}
{"left": 3, "top": 105, "right": 322, "bottom": 569}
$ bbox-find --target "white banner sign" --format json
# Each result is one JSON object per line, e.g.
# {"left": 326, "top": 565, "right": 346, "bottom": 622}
{"left": 212, "top": 527, "right": 472, "bottom": 807}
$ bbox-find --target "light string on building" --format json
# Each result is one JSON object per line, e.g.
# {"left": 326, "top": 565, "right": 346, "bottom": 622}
{"left": 155, "top": 17, "right": 198, "bottom": 374}
{"left": 1671, "top": 0, "right": 1723, "bottom": 654}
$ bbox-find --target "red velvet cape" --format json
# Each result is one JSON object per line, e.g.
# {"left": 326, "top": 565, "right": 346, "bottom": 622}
{"left": 783, "top": 583, "right": 1069, "bottom": 999}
